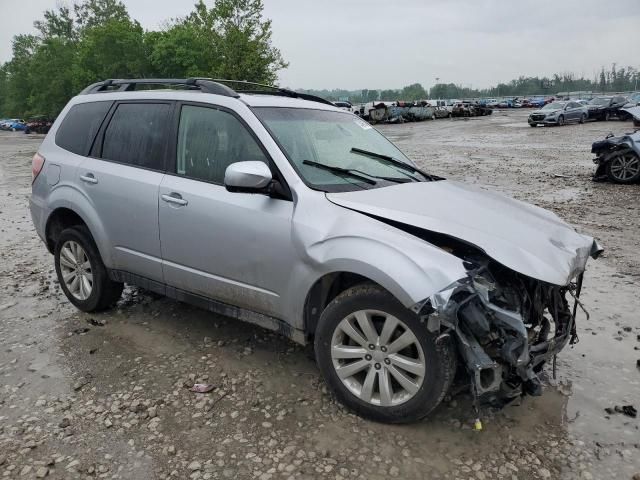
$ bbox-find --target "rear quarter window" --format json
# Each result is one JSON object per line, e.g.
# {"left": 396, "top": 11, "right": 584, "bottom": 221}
{"left": 55, "top": 101, "right": 113, "bottom": 156}
{"left": 100, "top": 103, "right": 172, "bottom": 170}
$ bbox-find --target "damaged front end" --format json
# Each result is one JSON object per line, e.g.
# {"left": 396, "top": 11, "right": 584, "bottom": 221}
{"left": 421, "top": 257, "right": 583, "bottom": 408}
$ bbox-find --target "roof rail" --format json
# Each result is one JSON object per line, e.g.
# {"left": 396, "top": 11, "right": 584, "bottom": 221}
{"left": 79, "top": 78, "right": 240, "bottom": 98}
{"left": 79, "top": 77, "right": 333, "bottom": 106}
{"left": 207, "top": 79, "right": 335, "bottom": 106}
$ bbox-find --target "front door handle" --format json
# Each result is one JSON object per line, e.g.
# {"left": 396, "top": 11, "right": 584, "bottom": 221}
{"left": 161, "top": 193, "right": 188, "bottom": 206}
{"left": 80, "top": 173, "right": 98, "bottom": 184}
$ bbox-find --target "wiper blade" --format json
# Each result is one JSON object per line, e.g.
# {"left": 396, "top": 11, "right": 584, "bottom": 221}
{"left": 350, "top": 147, "right": 442, "bottom": 181}
{"left": 303, "top": 160, "right": 408, "bottom": 184}
{"left": 302, "top": 160, "right": 376, "bottom": 185}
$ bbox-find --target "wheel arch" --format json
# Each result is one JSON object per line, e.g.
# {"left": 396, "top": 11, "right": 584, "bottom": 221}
{"left": 43, "top": 190, "right": 112, "bottom": 267}
{"left": 292, "top": 229, "right": 468, "bottom": 340}
{"left": 45, "top": 207, "right": 86, "bottom": 253}
{"left": 303, "top": 271, "right": 389, "bottom": 341}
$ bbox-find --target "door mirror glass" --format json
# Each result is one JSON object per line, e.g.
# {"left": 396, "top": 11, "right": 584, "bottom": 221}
{"left": 224, "top": 161, "right": 272, "bottom": 193}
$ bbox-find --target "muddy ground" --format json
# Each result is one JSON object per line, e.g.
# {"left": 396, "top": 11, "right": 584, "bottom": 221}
{"left": 0, "top": 110, "right": 638, "bottom": 480}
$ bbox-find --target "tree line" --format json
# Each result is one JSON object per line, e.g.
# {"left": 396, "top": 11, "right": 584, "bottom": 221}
{"left": 0, "top": 0, "right": 287, "bottom": 118}
{"left": 302, "top": 65, "right": 640, "bottom": 104}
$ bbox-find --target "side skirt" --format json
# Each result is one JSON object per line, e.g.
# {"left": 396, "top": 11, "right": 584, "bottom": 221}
{"left": 108, "top": 269, "right": 306, "bottom": 345}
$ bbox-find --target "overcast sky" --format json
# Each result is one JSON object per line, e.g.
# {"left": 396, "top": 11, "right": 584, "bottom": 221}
{"left": 1, "top": 0, "right": 638, "bottom": 90}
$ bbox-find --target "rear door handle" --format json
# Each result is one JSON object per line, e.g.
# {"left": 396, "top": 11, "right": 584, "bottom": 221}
{"left": 161, "top": 193, "right": 188, "bottom": 206}
{"left": 80, "top": 173, "right": 98, "bottom": 184}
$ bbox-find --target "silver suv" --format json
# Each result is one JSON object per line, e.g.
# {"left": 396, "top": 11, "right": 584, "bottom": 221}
{"left": 30, "top": 78, "right": 601, "bottom": 423}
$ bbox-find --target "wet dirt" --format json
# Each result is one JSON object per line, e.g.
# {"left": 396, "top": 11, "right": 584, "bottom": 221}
{"left": 1, "top": 111, "right": 639, "bottom": 480}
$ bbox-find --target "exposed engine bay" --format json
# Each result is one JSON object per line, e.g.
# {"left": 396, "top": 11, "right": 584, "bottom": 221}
{"left": 413, "top": 230, "right": 586, "bottom": 408}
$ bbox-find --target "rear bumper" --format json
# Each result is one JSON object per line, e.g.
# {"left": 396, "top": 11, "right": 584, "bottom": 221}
{"left": 29, "top": 196, "right": 47, "bottom": 244}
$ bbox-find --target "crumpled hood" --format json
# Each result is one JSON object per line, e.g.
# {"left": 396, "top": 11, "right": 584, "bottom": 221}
{"left": 327, "top": 181, "right": 601, "bottom": 286}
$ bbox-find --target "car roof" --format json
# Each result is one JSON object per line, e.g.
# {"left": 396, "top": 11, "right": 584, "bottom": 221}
{"left": 68, "top": 89, "right": 343, "bottom": 112}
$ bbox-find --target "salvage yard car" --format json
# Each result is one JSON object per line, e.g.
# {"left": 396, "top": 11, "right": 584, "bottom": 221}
{"left": 587, "top": 95, "right": 629, "bottom": 121}
{"left": 0, "top": 118, "right": 26, "bottom": 131}
{"left": 25, "top": 116, "right": 54, "bottom": 134}
{"left": 528, "top": 101, "right": 588, "bottom": 127}
{"left": 30, "top": 78, "right": 601, "bottom": 423}
{"left": 592, "top": 128, "right": 640, "bottom": 183}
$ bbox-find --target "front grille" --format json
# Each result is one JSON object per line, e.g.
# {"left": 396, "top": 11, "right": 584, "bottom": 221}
{"left": 531, "top": 114, "right": 545, "bottom": 121}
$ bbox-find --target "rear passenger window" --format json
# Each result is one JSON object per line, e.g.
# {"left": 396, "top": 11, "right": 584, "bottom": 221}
{"left": 101, "top": 103, "right": 171, "bottom": 170}
{"left": 56, "top": 101, "right": 112, "bottom": 156}
{"left": 176, "top": 105, "right": 268, "bottom": 184}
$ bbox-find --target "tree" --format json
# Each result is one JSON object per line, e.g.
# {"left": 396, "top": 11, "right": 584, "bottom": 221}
{"left": 28, "top": 38, "right": 76, "bottom": 117}
{"left": 0, "top": 0, "right": 289, "bottom": 118}
{"left": 175, "top": 0, "right": 287, "bottom": 83}
{"left": 147, "top": 24, "right": 212, "bottom": 78}
{"left": 73, "top": 18, "right": 149, "bottom": 90}
{"left": 2, "top": 35, "right": 41, "bottom": 116}
{"left": 74, "top": 0, "right": 129, "bottom": 30}
{"left": 401, "top": 83, "right": 426, "bottom": 101}
{"left": 379, "top": 89, "right": 399, "bottom": 100}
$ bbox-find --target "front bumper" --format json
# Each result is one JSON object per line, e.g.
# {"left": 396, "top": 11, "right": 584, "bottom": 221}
{"left": 528, "top": 115, "right": 558, "bottom": 125}
{"left": 420, "top": 268, "right": 587, "bottom": 407}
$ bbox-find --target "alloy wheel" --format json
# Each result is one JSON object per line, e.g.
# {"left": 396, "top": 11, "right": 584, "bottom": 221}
{"left": 609, "top": 152, "right": 640, "bottom": 182}
{"left": 59, "top": 240, "right": 93, "bottom": 300}
{"left": 330, "top": 310, "right": 426, "bottom": 406}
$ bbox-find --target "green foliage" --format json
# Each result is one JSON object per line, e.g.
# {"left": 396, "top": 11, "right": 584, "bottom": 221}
{"left": 73, "top": 18, "right": 150, "bottom": 90}
{"left": 146, "top": 24, "right": 212, "bottom": 78}
{"left": 0, "top": 0, "right": 288, "bottom": 118}
{"left": 401, "top": 83, "right": 427, "bottom": 101}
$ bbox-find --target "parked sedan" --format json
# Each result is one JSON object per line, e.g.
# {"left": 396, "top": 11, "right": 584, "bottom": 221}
{"left": 587, "top": 96, "right": 628, "bottom": 121}
{"left": 0, "top": 119, "right": 26, "bottom": 131}
{"left": 528, "top": 101, "right": 588, "bottom": 127}
{"left": 623, "top": 92, "right": 640, "bottom": 108}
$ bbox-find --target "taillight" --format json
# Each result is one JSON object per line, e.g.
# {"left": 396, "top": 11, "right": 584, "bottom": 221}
{"left": 32, "top": 153, "right": 45, "bottom": 183}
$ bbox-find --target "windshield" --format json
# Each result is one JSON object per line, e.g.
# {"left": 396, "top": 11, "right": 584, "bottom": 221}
{"left": 542, "top": 102, "right": 565, "bottom": 110}
{"left": 254, "top": 107, "right": 421, "bottom": 192}
{"left": 590, "top": 97, "right": 611, "bottom": 106}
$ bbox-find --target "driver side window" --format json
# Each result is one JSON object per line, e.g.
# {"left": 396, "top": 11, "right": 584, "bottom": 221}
{"left": 176, "top": 105, "right": 268, "bottom": 184}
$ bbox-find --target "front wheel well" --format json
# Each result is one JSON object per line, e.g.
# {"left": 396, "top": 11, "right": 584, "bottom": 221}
{"left": 45, "top": 208, "right": 87, "bottom": 253}
{"left": 303, "top": 272, "right": 384, "bottom": 341}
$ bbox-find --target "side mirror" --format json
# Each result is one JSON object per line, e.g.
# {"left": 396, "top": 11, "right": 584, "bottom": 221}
{"left": 224, "top": 161, "right": 273, "bottom": 193}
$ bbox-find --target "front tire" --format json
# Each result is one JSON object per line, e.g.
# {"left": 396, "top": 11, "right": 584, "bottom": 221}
{"left": 54, "top": 226, "right": 123, "bottom": 312}
{"left": 314, "top": 284, "right": 456, "bottom": 423}
{"left": 579, "top": 113, "right": 586, "bottom": 124}
{"left": 557, "top": 115, "right": 565, "bottom": 126}
{"left": 606, "top": 150, "right": 640, "bottom": 184}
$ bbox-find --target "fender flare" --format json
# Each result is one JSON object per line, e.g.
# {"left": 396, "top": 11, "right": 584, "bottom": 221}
{"left": 287, "top": 234, "right": 468, "bottom": 330}
{"left": 44, "top": 183, "right": 113, "bottom": 267}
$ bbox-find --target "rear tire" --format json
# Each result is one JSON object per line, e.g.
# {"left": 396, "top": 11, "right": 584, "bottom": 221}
{"left": 314, "top": 284, "right": 456, "bottom": 423}
{"left": 54, "top": 226, "right": 123, "bottom": 312}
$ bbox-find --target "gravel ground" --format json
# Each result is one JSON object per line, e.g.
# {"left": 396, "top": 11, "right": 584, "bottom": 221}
{"left": 0, "top": 110, "right": 639, "bottom": 479}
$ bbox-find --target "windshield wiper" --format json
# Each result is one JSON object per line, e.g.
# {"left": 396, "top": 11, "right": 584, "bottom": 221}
{"left": 350, "top": 147, "right": 442, "bottom": 181}
{"left": 303, "top": 160, "right": 411, "bottom": 184}
{"left": 302, "top": 160, "right": 376, "bottom": 185}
